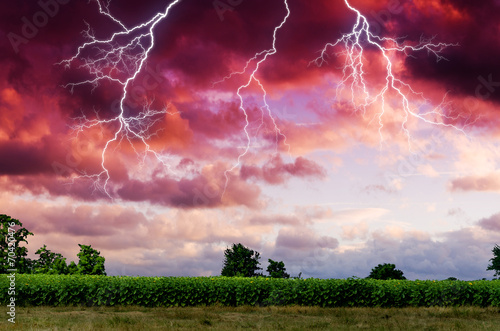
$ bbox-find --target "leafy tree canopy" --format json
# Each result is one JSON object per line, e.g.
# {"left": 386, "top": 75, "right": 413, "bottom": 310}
{"left": 221, "top": 243, "right": 262, "bottom": 277}
{"left": 34, "top": 245, "right": 69, "bottom": 275}
{"left": 0, "top": 214, "right": 33, "bottom": 274}
{"left": 367, "top": 263, "right": 406, "bottom": 280}
{"left": 487, "top": 244, "right": 500, "bottom": 277}
{"left": 77, "top": 244, "right": 106, "bottom": 275}
{"left": 267, "top": 259, "right": 290, "bottom": 279}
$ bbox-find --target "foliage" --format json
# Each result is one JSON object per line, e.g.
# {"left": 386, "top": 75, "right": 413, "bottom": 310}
{"left": 1, "top": 275, "right": 500, "bottom": 308}
{"left": 68, "top": 261, "right": 79, "bottom": 274}
{"left": 221, "top": 243, "right": 262, "bottom": 277}
{"left": 267, "top": 259, "right": 290, "bottom": 279}
{"left": 486, "top": 244, "right": 500, "bottom": 277}
{"left": 77, "top": 244, "right": 106, "bottom": 275}
{"left": 368, "top": 263, "right": 406, "bottom": 280}
{"left": 0, "top": 214, "right": 34, "bottom": 274}
{"left": 34, "top": 245, "right": 70, "bottom": 275}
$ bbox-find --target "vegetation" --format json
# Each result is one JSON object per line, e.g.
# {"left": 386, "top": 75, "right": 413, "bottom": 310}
{"left": 267, "top": 259, "right": 290, "bottom": 279}
{"left": 2, "top": 275, "right": 499, "bottom": 308}
{"left": 76, "top": 244, "right": 106, "bottom": 276}
{"left": 6, "top": 306, "right": 500, "bottom": 330}
{"left": 0, "top": 214, "right": 105, "bottom": 275}
{"left": 34, "top": 245, "right": 70, "bottom": 275}
{"left": 221, "top": 243, "right": 262, "bottom": 277}
{"left": 487, "top": 244, "right": 500, "bottom": 277}
{"left": 0, "top": 214, "right": 34, "bottom": 274}
{"left": 367, "top": 263, "right": 406, "bottom": 280}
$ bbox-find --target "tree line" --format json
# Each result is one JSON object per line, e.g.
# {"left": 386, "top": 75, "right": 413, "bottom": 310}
{"left": 2, "top": 214, "right": 500, "bottom": 279}
{"left": 221, "top": 242, "right": 500, "bottom": 280}
{"left": 1, "top": 214, "right": 105, "bottom": 275}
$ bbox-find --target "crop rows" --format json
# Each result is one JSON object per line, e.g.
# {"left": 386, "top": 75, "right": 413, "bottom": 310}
{"left": 1, "top": 275, "right": 500, "bottom": 307}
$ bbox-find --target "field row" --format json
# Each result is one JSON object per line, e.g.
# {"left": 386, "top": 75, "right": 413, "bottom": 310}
{"left": 1, "top": 275, "right": 500, "bottom": 307}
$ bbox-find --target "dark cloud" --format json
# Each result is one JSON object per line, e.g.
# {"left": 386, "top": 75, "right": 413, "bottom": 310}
{"left": 393, "top": 0, "right": 500, "bottom": 105}
{"left": 117, "top": 168, "right": 262, "bottom": 208}
{"left": 0, "top": 136, "right": 65, "bottom": 175}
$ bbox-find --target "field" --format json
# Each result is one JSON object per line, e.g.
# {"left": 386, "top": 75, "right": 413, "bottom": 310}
{"left": 3, "top": 305, "right": 500, "bottom": 330}
{"left": 2, "top": 275, "right": 500, "bottom": 329}
{"left": 2, "top": 275, "right": 500, "bottom": 307}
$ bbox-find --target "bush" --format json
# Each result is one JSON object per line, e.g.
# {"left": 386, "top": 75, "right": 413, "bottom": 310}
{"left": 2, "top": 275, "right": 499, "bottom": 308}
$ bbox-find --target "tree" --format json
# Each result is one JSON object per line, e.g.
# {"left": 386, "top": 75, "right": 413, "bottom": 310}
{"left": 34, "top": 245, "right": 69, "bottom": 274}
{"left": 487, "top": 244, "right": 500, "bottom": 277}
{"left": 267, "top": 259, "right": 290, "bottom": 278}
{"left": 0, "top": 214, "right": 34, "bottom": 274}
{"left": 77, "top": 244, "right": 106, "bottom": 275}
{"left": 367, "top": 263, "right": 406, "bottom": 280}
{"left": 221, "top": 243, "right": 262, "bottom": 277}
{"left": 68, "top": 261, "right": 79, "bottom": 274}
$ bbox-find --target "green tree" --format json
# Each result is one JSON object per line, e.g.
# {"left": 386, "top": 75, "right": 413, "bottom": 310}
{"left": 76, "top": 244, "right": 106, "bottom": 275}
{"left": 267, "top": 259, "right": 290, "bottom": 278}
{"left": 68, "top": 261, "right": 79, "bottom": 274}
{"left": 221, "top": 243, "right": 262, "bottom": 277}
{"left": 0, "top": 214, "right": 34, "bottom": 274}
{"left": 34, "top": 245, "right": 69, "bottom": 274}
{"left": 367, "top": 263, "right": 406, "bottom": 280}
{"left": 486, "top": 244, "right": 500, "bottom": 277}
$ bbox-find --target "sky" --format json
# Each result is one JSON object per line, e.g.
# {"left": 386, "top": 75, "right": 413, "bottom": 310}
{"left": 1, "top": 0, "right": 499, "bottom": 280}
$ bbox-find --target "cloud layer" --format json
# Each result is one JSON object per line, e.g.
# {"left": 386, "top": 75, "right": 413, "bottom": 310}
{"left": 1, "top": 0, "right": 499, "bottom": 280}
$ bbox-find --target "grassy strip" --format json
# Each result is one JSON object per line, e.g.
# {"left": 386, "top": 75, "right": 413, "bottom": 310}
{"left": 1, "top": 275, "right": 500, "bottom": 307}
{"left": 2, "top": 306, "right": 500, "bottom": 330}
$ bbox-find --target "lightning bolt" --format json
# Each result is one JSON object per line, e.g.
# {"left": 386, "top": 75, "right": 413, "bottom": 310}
{"left": 311, "top": 0, "right": 472, "bottom": 150}
{"left": 218, "top": 0, "right": 291, "bottom": 198}
{"left": 59, "top": 0, "right": 468, "bottom": 200}
{"left": 59, "top": 0, "right": 183, "bottom": 198}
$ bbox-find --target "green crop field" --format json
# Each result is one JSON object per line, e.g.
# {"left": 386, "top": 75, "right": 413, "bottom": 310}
{"left": 2, "top": 274, "right": 500, "bottom": 307}
{"left": 2, "top": 275, "right": 500, "bottom": 329}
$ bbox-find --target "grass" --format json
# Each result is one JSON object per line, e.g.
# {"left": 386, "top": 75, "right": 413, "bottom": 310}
{"left": 1, "top": 306, "right": 500, "bottom": 330}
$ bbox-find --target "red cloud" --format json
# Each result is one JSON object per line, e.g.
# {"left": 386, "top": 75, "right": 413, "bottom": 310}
{"left": 240, "top": 154, "right": 326, "bottom": 185}
{"left": 449, "top": 172, "right": 500, "bottom": 193}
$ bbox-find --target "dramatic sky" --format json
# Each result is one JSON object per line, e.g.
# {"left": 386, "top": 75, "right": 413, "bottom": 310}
{"left": 1, "top": 0, "right": 499, "bottom": 280}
